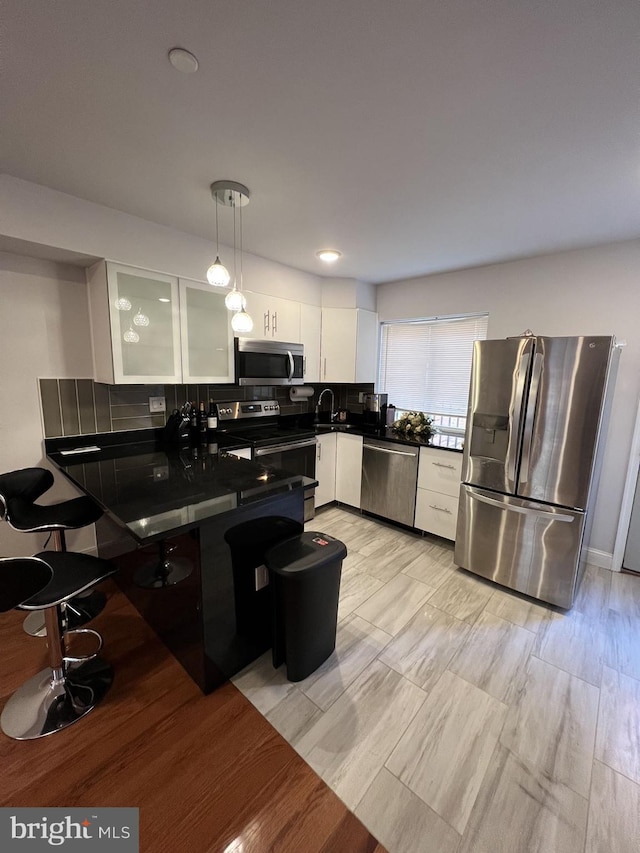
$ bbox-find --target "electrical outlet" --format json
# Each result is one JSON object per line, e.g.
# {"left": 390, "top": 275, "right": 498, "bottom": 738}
{"left": 149, "top": 396, "right": 166, "bottom": 413}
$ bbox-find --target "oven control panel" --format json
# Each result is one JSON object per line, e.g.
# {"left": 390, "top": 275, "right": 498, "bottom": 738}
{"left": 217, "top": 400, "right": 280, "bottom": 422}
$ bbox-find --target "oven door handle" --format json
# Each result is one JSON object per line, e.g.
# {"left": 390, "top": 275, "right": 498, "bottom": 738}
{"left": 255, "top": 438, "right": 317, "bottom": 456}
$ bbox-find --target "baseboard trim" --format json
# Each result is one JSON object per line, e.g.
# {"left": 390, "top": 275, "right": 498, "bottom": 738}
{"left": 585, "top": 547, "right": 614, "bottom": 571}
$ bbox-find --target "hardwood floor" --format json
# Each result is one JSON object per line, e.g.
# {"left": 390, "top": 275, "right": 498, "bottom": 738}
{"left": 0, "top": 582, "right": 385, "bottom": 853}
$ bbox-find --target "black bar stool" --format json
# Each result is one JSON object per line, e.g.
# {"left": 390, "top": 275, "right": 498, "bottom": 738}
{"left": 0, "top": 551, "right": 116, "bottom": 740}
{"left": 0, "top": 468, "right": 106, "bottom": 637}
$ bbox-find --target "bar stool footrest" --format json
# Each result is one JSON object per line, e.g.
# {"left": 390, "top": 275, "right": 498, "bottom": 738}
{"left": 63, "top": 627, "right": 103, "bottom": 663}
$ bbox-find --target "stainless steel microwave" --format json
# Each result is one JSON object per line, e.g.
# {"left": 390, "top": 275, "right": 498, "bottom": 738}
{"left": 235, "top": 338, "right": 305, "bottom": 385}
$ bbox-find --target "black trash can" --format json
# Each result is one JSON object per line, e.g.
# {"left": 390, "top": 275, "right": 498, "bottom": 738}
{"left": 223, "top": 516, "right": 304, "bottom": 645}
{"left": 265, "top": 531, "right": 347, "bottom": 682}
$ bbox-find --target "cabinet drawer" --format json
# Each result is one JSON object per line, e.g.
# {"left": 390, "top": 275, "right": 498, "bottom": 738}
{"left": 417, "top": 448, "right": 462, "bottom": 497}
{"left": 414, "top": 488, "right": 459, "bottom": 540}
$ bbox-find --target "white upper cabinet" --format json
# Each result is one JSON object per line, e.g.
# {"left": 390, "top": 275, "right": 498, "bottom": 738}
{"left": 320, "top": 308, "right": 379, "bottom": 384}
{"left": 179, "top": 278, "right": 234, "bottom": 384}
{"left": 300, "top": 303, "right": 321, "bottom": 382}
{"left": 245, "top": 291, "right": 301, "bottom": 343}
{"left": 87, "top": 262, "right": 233, "bottom": 384}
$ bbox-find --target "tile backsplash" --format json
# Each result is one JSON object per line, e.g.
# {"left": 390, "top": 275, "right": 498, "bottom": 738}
{"left": 39, "top": 379, "right": 374, "bottom": 438}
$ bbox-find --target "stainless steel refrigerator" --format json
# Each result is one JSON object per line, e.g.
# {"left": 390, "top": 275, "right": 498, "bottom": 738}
{"left": 454, "top": 335, "right": 619, "bottom": 608}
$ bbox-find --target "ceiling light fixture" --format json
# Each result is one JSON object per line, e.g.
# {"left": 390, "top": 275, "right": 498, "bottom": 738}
{"left": 168, "top": 48, "right": 199, "bottom": 74}
{"left": 209, "top": 180, "right": 253, "bottom": 333}
{"left": 316, "top": 249, "right": 342, "bottom": 263}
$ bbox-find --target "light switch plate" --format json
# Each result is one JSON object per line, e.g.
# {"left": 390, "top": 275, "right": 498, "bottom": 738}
{"left": 149, "top": 396, "right": 166, "bottom": 413}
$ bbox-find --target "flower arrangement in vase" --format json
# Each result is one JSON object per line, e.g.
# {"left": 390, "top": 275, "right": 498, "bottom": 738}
{"left": 391, "top": 411, "right": 434, "bottom": 440}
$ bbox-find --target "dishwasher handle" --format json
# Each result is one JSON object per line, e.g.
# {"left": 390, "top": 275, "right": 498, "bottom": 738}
{"left": 363, "top": 444, "right": 418, "bottom": 458}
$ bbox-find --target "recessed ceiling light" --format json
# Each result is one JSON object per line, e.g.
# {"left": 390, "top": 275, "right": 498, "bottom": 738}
{"left": 168, "top": 48, "right": 199, "bottom": 74}
{"left": 316, "top": 249, "right": 342, "bottom": 263}
{"left": 158, "top": 297, "right": 171, "bottom": 303}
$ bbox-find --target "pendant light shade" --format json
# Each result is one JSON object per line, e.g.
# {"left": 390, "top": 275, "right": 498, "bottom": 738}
{"left": 231, "top": 311, "right": 253, "bottom": 333}
{"left": 224, "top": 288, "right": 246, "bottom": 312}
{"left": 207, "top": 257, "right": 231, "bottom": 287}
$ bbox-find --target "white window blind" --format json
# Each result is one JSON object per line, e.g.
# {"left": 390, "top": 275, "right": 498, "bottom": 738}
{"left": 378, "top": 314, "right": 488, "bottom": 416}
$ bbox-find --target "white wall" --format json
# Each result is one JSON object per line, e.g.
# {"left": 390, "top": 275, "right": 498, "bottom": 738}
{"left": 0, "top": 251, "right": 96, "bottom": 556}
{"left": 376, "top": 239, "right": 640, "bottom": 559}
{"left": 0, "top": 175, "right": 324, "bottom": 305}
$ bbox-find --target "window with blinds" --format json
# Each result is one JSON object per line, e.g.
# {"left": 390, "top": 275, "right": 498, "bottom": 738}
{"left": 378, "top": 314, "right": 489, "bottom": 422}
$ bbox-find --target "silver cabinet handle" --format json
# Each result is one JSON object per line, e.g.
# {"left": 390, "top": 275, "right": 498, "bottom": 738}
{"left": 432, "top": 461, "right": 455, "bottom": 469}
{"left": 272, "top": 311, "right": 278, "bottom": 334}
{"left": 317, "top": 443, "right": 322, "bottom": 461}
{"left": 264, "top": 311, "right": 270, "bottom": 335}
{"left": 429, "top": 504, "right": 452, "bottom": 513}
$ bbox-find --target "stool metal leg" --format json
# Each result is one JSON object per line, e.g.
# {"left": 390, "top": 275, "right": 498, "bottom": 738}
{"left": 1, "top": 605, "right": 113, "bottom": 740}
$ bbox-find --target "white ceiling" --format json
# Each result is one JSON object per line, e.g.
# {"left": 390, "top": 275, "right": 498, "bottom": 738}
{"left": 3, "top": 0, "right": 639, "bottom": 283}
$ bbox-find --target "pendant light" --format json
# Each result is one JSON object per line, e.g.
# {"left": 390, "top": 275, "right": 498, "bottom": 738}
{"left": 209, "top": 180, "right": 253, "bottom": 333}
{"left": 206, "top": 186, "right": 231, "bottom": 287}
{"left": 230, "top": 193, "right": 253, "bottom": 333}
{"left": 224, "top": 191, "right": 245, "bottom": 312}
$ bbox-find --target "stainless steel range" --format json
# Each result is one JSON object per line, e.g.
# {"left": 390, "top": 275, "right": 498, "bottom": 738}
{"left": 217, "top": 400, "right": 317, "bottom": 520}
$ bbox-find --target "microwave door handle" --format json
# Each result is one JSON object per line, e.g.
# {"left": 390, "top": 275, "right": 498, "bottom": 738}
{"left": 506, "top": 351, "right": 530, "bottom": 486}
{"left": 287, "top": 350, "right": 294, "bottom": 381}
{"left": 519, "top": 353, "right": 543, "bottom": 485}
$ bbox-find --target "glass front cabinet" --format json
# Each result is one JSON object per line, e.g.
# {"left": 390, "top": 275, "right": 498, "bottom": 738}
{"left": 179, "top": 278, "right": 234, "bottom": 384}
{"left": 87, "top": 262, "right": 234, "bottom": 384}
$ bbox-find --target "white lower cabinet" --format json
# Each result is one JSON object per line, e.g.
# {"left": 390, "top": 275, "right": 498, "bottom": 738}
{"left": 414, "top": 447, "right": 462, "bottom": 540}
{"left": 335, "top": 433, "right": 363, "bottom": 508}
{"left": 315, "top": 433, "right": 337, "bottom": 508}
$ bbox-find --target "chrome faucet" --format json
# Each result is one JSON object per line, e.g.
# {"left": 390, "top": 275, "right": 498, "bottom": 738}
{"left": 315, "top": 388, "right": 336, "bottom": 423}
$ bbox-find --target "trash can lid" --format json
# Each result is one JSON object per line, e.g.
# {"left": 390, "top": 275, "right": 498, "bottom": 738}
{"left": 265, "top": 531, "right": 347, "bottom": 574}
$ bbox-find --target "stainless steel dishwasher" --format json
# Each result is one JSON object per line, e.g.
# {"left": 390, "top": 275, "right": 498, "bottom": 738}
{"left": 361, "top": 438, "right": 420, "bottom": 526}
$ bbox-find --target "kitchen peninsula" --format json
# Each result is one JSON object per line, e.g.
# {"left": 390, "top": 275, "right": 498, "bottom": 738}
{"left": 46, "top": 431, "right": 313, "bottom": 693}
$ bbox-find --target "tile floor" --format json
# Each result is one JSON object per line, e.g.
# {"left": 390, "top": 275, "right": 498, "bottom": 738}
{"left": 232, "top": 506, "right": 640, "bottom": 853}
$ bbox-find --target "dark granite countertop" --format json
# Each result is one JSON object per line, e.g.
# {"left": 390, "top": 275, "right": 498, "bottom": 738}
{"left": 311, "top": 423, "right": 464, "bottom": 452}
{"left": 46, "top": 431, "right": 315, "bottom": 543}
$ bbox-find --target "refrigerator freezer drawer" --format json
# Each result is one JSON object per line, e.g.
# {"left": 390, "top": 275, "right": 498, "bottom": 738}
{"left": 454, "top": 485, "right": 585, "bottom": 608}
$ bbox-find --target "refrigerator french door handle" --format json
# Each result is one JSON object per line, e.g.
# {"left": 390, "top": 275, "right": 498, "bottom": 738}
{"left": 519, "top": 353, "right": 543, "bottom": 485}
{"left": 468, "top": 488, "right": 575, "bottom": 522}
{"left": 506, "top": 352, "right": 530, "bottom": 485}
